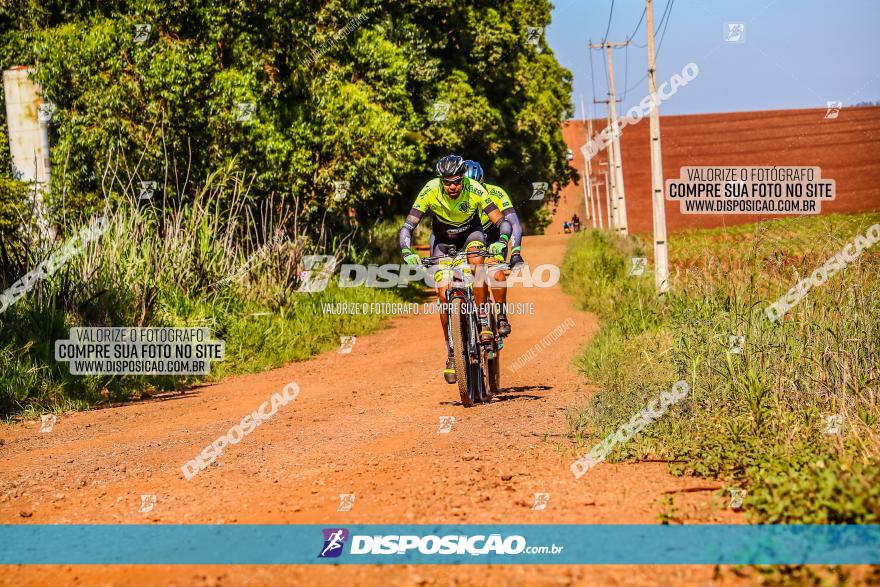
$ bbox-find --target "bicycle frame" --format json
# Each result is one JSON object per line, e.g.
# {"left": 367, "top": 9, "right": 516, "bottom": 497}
{"left": 422, "top": 246, "right": 505, "bottom": 405}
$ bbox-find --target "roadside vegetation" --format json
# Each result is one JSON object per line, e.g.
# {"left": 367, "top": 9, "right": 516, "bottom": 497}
{"left": 0, "top": 169, "right": 426, "bottom": 419}
{"left": 562, "top": 212, "right": 880, "bottom": 524}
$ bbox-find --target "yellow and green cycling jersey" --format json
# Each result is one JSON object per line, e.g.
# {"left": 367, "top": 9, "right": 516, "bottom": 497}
{"left": 411, "top": 177, "right": 495, "bottom": 226}
{"left": 478, "top": 183, "right": 515, "bottom": 229}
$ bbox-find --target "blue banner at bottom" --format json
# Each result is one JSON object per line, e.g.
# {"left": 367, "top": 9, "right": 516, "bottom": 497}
{"left": 1, "top": 524, "right": 878, "bottom": 565}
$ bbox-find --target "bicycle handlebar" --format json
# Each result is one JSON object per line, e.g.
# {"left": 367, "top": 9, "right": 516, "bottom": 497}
{"left": 420, "top": 249, "right": 493, "bottom": 265}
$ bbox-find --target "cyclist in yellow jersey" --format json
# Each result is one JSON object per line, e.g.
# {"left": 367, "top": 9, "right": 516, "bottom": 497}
{"left": 399, "top": 155, "right": 513, "bottom": 384}
{"left": 464, "top": 160, "right": 524, "bottom": 337}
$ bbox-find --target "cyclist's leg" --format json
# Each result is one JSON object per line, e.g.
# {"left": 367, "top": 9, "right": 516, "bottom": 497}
{"left": 431, "top": 231, "right": 457, "bottom": 383}
{"left": 462, "top": 226, "right": 493, "bottom": 342}
{"left": 484, "top": 224, "right": 511, "bottom": 336}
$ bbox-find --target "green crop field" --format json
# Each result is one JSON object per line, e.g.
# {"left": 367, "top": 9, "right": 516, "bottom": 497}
{"left": 563, "top": 212, "right": 880, "bottom": 525}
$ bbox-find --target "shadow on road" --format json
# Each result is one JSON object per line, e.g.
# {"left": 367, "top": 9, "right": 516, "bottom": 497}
{"left": 499, "top": 384, "right": 552, "bottom": 394}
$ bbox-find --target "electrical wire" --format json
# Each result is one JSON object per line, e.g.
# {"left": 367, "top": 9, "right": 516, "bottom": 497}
{"left": 627, "top": 6, "right": 647, "bottom": 43}
{"left": 601, "top": 0, "right": 615, "bottom": 44}
{"left": 621, "top": 0, "right": 674, "bottom": 95}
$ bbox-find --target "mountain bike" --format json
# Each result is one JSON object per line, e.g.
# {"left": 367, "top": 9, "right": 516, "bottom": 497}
{"left": 422, "top": 246, "right": 507, "bottom": 407}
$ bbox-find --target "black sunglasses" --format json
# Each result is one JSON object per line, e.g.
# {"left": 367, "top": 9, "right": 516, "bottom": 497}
{"left": 441, "top": 176, "right": 463, "bottom": 186}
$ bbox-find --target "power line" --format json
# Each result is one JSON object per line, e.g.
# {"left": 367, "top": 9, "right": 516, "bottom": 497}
{"left": 656, "top": 0, "right": 674, "bottom": 57}
{"left": 619, "top": 4, "right": 648, "bottom": 101}
{"left": 632, "top": 0, "right": 670, "bottom": 47}
{"left": 627, "top": 6, "right": 647, "bottom": 42}
{"left": 622, "top": 0, "right": 674, "bottom": 94}
{"left": 601, "top": 0, "right": 615, "bottom": 44}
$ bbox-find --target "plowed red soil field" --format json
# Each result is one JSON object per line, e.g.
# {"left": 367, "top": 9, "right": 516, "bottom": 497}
{"left": 552, "top": 106, "right": 880, "bottom": 234}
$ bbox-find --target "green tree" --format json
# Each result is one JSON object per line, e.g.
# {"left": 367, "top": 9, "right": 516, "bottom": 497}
{"left": 0, "top": 0, "right": 574, "bottom": 235}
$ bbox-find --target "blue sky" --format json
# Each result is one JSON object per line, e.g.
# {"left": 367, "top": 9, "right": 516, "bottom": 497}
{"left": 546, "top": 0, "right": 880, "bottom": 118}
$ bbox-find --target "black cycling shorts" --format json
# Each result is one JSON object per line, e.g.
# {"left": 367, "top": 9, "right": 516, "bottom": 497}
{"left": 430, "top": 215, "right": 486, "bottom": 257}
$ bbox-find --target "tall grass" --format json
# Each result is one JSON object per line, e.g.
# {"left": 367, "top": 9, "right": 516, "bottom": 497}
{"left": 0, "top": 168, "right": 411, "bottom": 418}
{"left": 563, "top": 213, "right": 880, "bottom": 524}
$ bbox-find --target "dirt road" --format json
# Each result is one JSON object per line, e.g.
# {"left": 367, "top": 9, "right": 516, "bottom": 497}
{"left": 0, "top": 234, "right": 739, "bottom": 586}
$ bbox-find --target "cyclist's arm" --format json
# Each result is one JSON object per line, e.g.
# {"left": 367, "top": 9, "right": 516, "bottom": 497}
{"left": 490, "top": 185, "right": 522, "bottom": 252}
{"left": 502, "top": 209, "right": 522, "bottom": 252}
{"left": 399, "top": 184, "right": 433, "bottom": 252}
{"left": 485, "top": 208, "right": 512, "bottom": 241}
{"left": 398, "top": 207, "right": 423, "bottom": 251}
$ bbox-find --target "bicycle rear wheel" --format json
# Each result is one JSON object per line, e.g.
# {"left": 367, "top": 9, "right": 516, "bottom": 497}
{"left": 450, "top": 297, "right": 475, "bottom": 407}
{"left": 481, "top": 311, "right": 501, "bottom": 401}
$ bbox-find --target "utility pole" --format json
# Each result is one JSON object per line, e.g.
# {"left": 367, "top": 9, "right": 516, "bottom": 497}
{"left": 646, "top": 0, "right": 669, "bottom": 293}
{"left": 589, "top": 175, "right": 598, "bottom": 229}
{"left": 592, "top": 181, "right": 604, "bottom": 229}
{"left": 602, "top": 118, "right": 619, "bottom": 231}
{"left": 589, "top": 40, "right": 629, "bottom": 237}
{"left": 600, "top": 165, "right": 613, "bottom": 229}
{"left": 585, "top": 103, "right": 599, "bottom": 229}
{"left": 579, "top": 95, "right": 593, "bottom": 226}
{"left": 594, "top": 102, "right": 617, "bottom": 230}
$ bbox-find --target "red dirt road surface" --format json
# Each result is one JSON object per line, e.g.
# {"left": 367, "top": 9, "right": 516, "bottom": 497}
{"left": 0, "top": 235, "right": 747, "bottom": 586}
{"left": 551, "top": 106, "right": 880, "bottom": 234}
